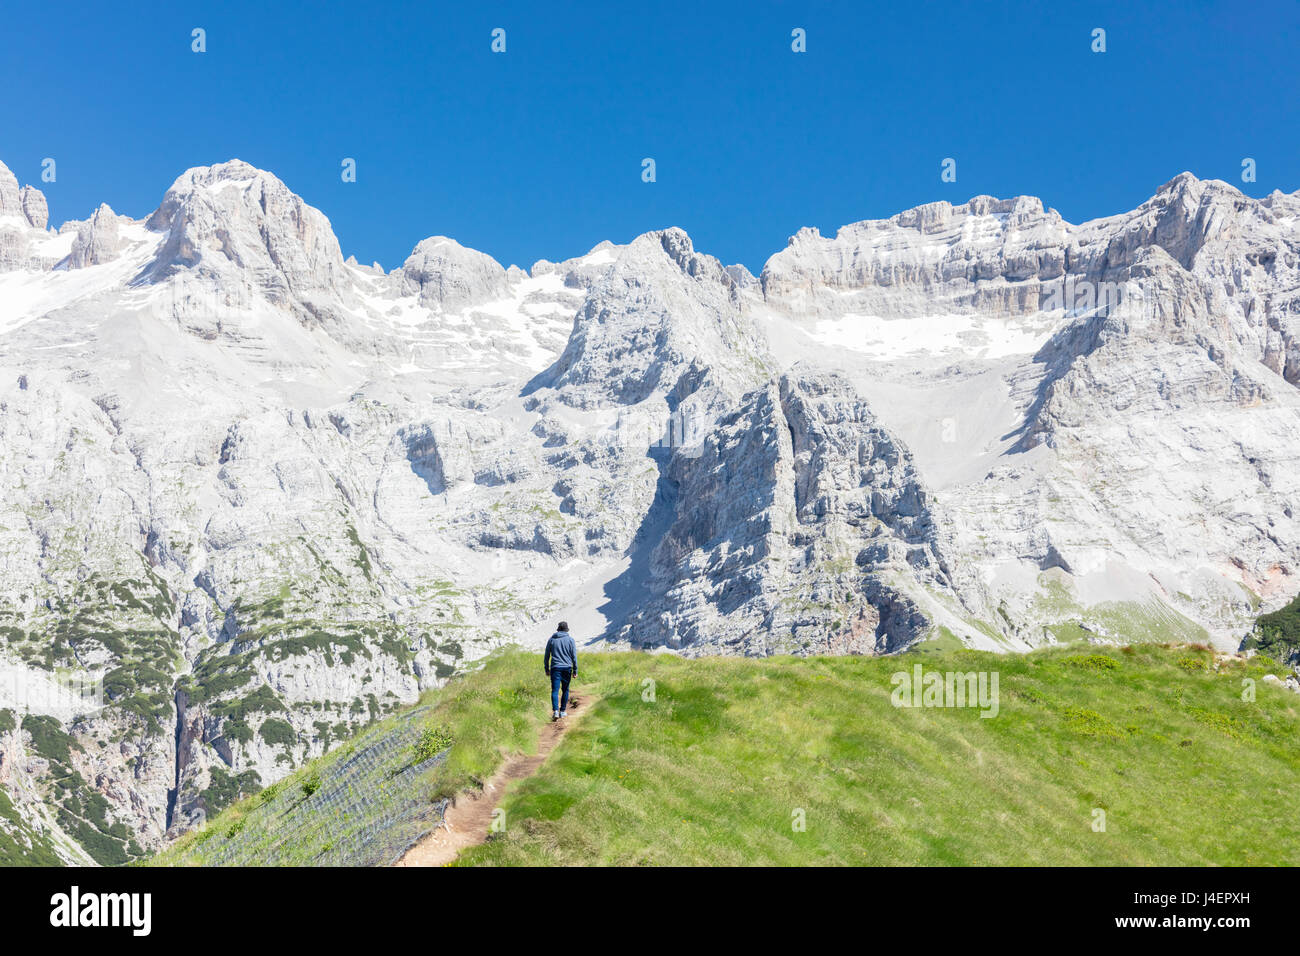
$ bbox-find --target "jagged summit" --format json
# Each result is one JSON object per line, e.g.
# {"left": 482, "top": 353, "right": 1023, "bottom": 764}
{"left": 1149, "top": 170, "right": 1251, "bottom": 200}
{"left": 532, "top": 226, "right": 766, "bottom": 410}
{"left": 0, "top": 161, "right": 54, "bottom": 273}
{"left": 0, "top": 160, "right": 48, "bottom": 230}
{"left": 140, "top": 159, "right": 349, "bottom": 310}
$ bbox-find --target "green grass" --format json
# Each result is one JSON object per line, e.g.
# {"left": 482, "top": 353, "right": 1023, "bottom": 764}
{"left": 153, "top": 643, "right": 1300, "bottom": 867}
{"left": 458, "top": 644, "right": 1299, "bottom": 866}
{"left": 1029, "top": 572, "right": 1212, "bottom": 647}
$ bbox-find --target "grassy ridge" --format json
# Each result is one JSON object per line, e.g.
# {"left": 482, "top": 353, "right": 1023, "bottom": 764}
{"left": 156, "top": 643, "right": 1300, "bottom": 867}
{"left": 461, "top": 644, "right": 1299, "bottom": 866}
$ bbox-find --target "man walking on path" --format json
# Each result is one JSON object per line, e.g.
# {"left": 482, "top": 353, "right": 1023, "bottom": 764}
{"left": 544, "top": 622, "right": 578, "bottom": 720}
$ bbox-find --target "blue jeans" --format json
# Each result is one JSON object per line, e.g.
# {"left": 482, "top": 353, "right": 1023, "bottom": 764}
{"left": 550, "top": 667, "right": 572, "bottom": 713}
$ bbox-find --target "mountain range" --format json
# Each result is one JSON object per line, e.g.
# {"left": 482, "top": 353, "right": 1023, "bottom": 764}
{"left": 0, "top": 157, "right": 1297, "bottom": 862}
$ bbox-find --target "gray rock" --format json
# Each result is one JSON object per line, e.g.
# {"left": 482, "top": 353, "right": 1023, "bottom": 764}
{"left": 19, "top": 185, "right": 48, "bottom": 230}
{"left": 397, "top": 235, "right": 507, "bottom": 312}
{"left": 68, "top": 204, "right": 129, "bottom": 268}
{"left": 616, "top": 372, "right": 945, "bottom": 655}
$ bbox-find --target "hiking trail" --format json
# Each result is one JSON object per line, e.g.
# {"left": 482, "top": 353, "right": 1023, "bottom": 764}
{"left": 394, "top": 694, "right": 596, "bottom": 867}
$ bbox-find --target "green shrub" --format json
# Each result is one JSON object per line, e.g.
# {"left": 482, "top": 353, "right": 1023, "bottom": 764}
{"left": 301, "top": 771, "right": 322, "bottom": 797}
{"left": 1063, "top": 707, "right": 1126, "bottom": 739}
{"left": 412, "top": 724, "right": 454, "bottom": 763}
{"left": 1063, "top": 654, "right": 1119, "bottom": 672}
{"left": 223, "top": 719, "right": 254, "bottom": 744}
{"left": 20, "top": 715, "right": 76, "bottom": 764}
{"left": 258, "top": 718, "right": 296, "bottom": 747}
{"left": 1246, "top": 594, "right": 1300, "bottom": 662}
{"left": 1187, "top": 707, "right": 1248, "bottom": 740}
{"left": 202, "top": 767, "right": 262, "bottom": 816}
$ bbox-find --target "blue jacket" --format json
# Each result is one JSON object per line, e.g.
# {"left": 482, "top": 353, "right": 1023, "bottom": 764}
{"left": 544, "top": 632, "right": 578, "bottom": 675}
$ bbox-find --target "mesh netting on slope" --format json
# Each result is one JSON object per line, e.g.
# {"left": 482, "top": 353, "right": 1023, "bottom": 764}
{"left": 194, "top": 702, "right": 449, "bottom": 867}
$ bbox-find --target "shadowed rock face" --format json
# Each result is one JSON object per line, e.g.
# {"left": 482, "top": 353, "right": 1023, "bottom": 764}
{"left": 615, "top": 373, "right": 945, "bottom": 656}
{"left": 0, "top": 157, "right": 1299, "bottom": 861}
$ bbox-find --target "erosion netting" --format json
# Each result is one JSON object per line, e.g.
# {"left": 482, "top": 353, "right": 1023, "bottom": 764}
{"left": 185, "top": 702, "right": 447, "bottom": 866}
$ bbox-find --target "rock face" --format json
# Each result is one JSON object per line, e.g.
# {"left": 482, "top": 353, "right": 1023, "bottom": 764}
{"left": 68, "top": 204, "right": 130, "bottom": 269}
{"left": 617, "top": 373, "right": 943, "bottom": 655}
{"left": 19, "top": 186, "right": 48, "bottom": 230}
{"left": 762, "top": 195, "right": 1071, "bottom": 318}
{"left": 141, "top": 159, "right": 353, "bottom": 332}
{"left": 0, "top": 162, "right": 56, "bottom": 273}
{"left": 0, "top": 161, "right": 28, "bottom": 221}
{"left": 397, "top": 236, "right": 509, "bottom": 312}
{"left": 0, "top": 157, "right": 1298, "bottom": 863}
{"left": 755, "top": 171, "right": 1300, "bottom": 650}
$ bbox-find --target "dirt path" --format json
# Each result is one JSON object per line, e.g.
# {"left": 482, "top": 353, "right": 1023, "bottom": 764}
{"left": 394, "top": 694, "right": 596, "bottom": 867}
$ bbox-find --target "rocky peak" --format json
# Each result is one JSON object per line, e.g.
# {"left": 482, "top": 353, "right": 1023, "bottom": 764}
{"left": 0, "top": 162, "right": 54, "bottom": 273}
{"left": 140, "top": 159, "right": 351, "bottom": 323}
{"left": 396, "top": 235, "right": 508, "bottom": 312}
{"left": 724, "top": 263, "right": 758, "bottom": 289}
{"left": 655, "top": 227, "right": 733, "bottom": 288}
{"left": 1088, "top": 172, "right": 1250, "bottom": 273}
{"left": 67, "top": 203, "right": 131, "bottom": 269}
{"left": 0, "top": 160, "right": 29, "bottom": 223}
{"left": 19, "top": 185, "right": 48, "bottom": 230}
{"left": 530, "top": 240, "right": 624, "bottom": 289}
{"left": 534, "top": 227, "right": 769, "bottom": 410}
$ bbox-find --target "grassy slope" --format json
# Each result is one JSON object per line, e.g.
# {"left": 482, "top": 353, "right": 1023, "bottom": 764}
{"left": 158, "top": 644, "right": 1300, "bottom": 867}
{"left": 156, "top": 653, "right": 553, "bottom": 866}
{"left": 0, "top": 785, "right": 64, "bottom": 866}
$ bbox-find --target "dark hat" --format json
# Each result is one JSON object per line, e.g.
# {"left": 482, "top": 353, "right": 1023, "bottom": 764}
{"left": 557, "top": 621, "right": 569, "bottom": 631}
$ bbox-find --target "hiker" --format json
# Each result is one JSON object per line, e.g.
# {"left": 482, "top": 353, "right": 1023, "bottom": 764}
{"left": 544, "top": 621, "right": 578, "bottom": 720}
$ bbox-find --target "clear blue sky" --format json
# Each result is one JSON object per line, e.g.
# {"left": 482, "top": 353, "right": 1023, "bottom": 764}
{"left": 4, "top": 0, "right": 1298, "bottom": 273}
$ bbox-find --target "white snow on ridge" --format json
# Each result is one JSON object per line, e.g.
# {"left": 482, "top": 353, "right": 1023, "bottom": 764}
{"left": 809, "top": 311, "right": 1063, "bottom": 361}
{"left": 211, "top": 177, "right": 256, "bottom": 193}
{"left": 0, "top": 237, "right": 156, "bottom": 335}
{"left": 345, "top": 261, "right": 581, "bottom": 376}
